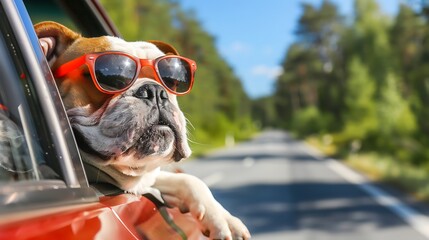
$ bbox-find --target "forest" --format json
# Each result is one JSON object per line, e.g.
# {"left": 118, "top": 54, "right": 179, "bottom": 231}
{"left": 262, "top": 0, "right": 429, "bottom": 199}
{"left": 100, "top": 0, "right": 429, "bottom": 199}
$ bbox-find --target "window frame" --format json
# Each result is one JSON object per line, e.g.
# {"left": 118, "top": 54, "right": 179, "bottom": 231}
{"left": 0, "top": 0, "right": 99, "bottom": 212}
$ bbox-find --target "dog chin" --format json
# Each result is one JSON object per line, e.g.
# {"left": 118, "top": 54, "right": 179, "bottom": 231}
{"left": 73, "top": 122, "right": 178, "bottom": 157}
{"left": 110, "top": 152, "right": 173, "bottom": 177}
{"left": 111, "top": 125, "right": 178, "bottom": 177}
{"left": 76, "top": 124, "right": 184, "bottom": 171}
{"left": 133, "top": 125, "right": 176, "bottom": 159}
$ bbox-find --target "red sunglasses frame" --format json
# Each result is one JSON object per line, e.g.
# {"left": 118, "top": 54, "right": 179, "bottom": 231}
{"left": 53, "top": 51, "right": 197, "bottom": 95}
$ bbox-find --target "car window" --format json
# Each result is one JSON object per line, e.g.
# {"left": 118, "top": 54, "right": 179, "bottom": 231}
{"left": 25, "top": 0, "right": 120, "bottom": 38}
{"left": 24, "top": 0, "right": 78, "bottom": 33}
{"left": 0, "top": 0, "right": 100, "bottom": 213}
{"left": 0, "top": 4, "right": 60, "bottom": 182}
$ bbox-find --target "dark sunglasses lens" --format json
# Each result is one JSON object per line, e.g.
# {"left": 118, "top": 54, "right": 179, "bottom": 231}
{"left": 94, "top": 54, "right": 137, "bottom": 91}
{"left": 157, "top": 58, "right": 191, "bottom": 93}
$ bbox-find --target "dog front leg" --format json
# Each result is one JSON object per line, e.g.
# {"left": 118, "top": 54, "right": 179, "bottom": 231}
{"left": 154, "top": 171, "right": 250, "bottom": 240}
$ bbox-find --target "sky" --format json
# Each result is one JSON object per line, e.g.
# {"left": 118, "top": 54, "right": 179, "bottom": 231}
{"left": 177, "top": 0, "right": 404, "bottom": 99}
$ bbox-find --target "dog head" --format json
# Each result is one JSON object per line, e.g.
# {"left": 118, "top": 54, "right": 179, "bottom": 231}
{"left": 35, "top": 21, "right": 192, "bottom": 190}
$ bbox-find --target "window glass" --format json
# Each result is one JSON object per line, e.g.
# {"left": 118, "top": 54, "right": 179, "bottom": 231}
{"left": 0, "top": 103, "right": 38, "bottom": 181}
{"left": 24, "top": 0, "right": 78, "bottom": 32}
{"left": 0, "top": 5, "right": 60, "bottom": 182}
{"left": 23, "top": 0, "right": 116, "bottom": 189}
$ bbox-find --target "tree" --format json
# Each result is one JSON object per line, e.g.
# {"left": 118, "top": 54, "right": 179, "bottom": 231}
{"left": 341, "top": 57, "right": 377, "bottom": 141}
{"left": 341, "top": 0, "right": 416, "bottom": 153}
{"left": 273, "top": 0, "right": 344, "bottom": 131}
{"left": 352, "top": 0, "right": 392, "bottom": 93}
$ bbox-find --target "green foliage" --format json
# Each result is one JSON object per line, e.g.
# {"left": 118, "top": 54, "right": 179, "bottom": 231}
{"left": 346, "top": 152, "right": 429, "bottom": 200}
{"left": 268, "top": 0, "right": 429, "bottom": 171}
{"left": 273, "top": 1, "right": 345, "bottom": 132}
{"left": 341, "top": 56, "right": 377, "bottom": 141}
{"left": 290, "top": 106, "right": 333, "bottom": 136}
{"left": 252, "top": 96, "right": 277, "bottom": 128}
{"left": 100, "top": 0, "right": 257, "bottom": 155}
{"left": 377, "top": 73, "right": 416, "bottom": 137}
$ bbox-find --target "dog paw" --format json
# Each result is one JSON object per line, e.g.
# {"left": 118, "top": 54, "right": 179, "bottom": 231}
{"left": 155, "top": 172, "right": 251, "bottom": 239}
{"left": 193, "top": 203, "right": 251, "bottom": 240}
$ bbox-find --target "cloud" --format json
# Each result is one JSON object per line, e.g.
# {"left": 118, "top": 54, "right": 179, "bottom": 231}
{"left": 251, "top": 65, "right": 283, "bottom": 79}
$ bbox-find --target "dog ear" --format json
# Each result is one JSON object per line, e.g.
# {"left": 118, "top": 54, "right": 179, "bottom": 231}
{"left": 148, "top": 40, "right": 180, "bottom": 55}
{"left": 34, "top": 21, "right": 80, "bottom": 64}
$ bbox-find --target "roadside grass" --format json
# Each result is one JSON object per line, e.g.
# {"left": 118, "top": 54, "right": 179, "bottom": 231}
{"left": 188, "top": 131, "right": 258, "bottom": 158}
{"left": 189, "top": 141, "right": 223, "bottom": 158}
{"left": 346, "top": 153, "right": 429, "bottom": 200}
{"left": 306, "top": 135, "right": 429, "bottom": 202}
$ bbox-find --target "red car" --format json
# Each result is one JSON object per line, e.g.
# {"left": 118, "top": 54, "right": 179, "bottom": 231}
{"left": 0, "top": 0, "right": 205, "bottom": 239}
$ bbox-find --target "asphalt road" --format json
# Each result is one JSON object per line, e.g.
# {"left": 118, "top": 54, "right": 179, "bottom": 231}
{"left": 180, "top": 130, "right": 429, "bottom": 240}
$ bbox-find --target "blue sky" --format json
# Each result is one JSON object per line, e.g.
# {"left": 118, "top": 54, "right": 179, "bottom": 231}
{"left": 178, "top": 0, "right": 403, "bottom": 98}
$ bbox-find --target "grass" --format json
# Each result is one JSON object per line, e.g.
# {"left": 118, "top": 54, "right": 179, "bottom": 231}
{"left": 346, "top": 153, "right": 429, "bottom": 201}
{"left": 188, "top": 131, "right": 258, "bottom": 158}
{"left": 306, "top": 135, "right": 429, "bottom": 202}
{"left": 306, "top": 134, "right": 338, "bottom": 156}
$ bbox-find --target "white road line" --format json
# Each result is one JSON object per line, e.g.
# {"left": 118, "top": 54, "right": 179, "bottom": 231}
{"left": 319, "top": 153, "right": 429, "bottom": 239}
{"left": 303, "top": 142, "right": 429, "bottom": 238}
{"left": 242, "top": 157, "right": 255, "bottom": 168}
{"left": 202, "top": 172, "right": 224, "bottom": 187}
{"left": 202, "top": 157, "right": 255, "bottom": 187}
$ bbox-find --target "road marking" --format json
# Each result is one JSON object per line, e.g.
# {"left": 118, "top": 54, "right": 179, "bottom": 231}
{"left": 324, "top": 156, "right": 429, "bottom": 239}
{"left": 202, "top": 157, "right": 254, "bottom": 187}
{"left": 242, "top": 157, "right": 255, "bottom": 168}
{"left": 303, "top": 143, "right": 429, "bottom": 239}
{"left": 202, "top": 172, "right": 224, "bottom": 187}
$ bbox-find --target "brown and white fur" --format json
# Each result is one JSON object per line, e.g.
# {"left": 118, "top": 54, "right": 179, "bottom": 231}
{"left": 35, "top": 21, "right": 250, "bottom": 240}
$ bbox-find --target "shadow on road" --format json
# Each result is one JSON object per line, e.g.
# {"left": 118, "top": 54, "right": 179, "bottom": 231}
{"left": 189, "top": 130, "right": 429, "bottom": 238}
{"left": 212, "top": 182, "right": 409, "bottom": 235}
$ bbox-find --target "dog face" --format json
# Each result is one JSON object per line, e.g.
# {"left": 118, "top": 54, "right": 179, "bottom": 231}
{"left": 35, "top": 21, "right": 191, "bottom": 189}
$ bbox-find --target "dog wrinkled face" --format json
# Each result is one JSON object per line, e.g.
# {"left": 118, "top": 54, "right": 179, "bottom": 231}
{"left": 35, "top": 22, "right": 191, "bottom": 183}
{"left": 69, "top": 76, "right": 190, "bottom": 176}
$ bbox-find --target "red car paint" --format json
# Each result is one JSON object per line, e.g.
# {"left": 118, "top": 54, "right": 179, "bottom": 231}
{"left": 0, "top": 194, "right": 204, "bottom": 240}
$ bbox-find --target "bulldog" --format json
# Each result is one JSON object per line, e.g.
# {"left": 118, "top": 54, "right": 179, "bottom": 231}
{"left": 35, "top": 21, "right": 250, "bottom": 240}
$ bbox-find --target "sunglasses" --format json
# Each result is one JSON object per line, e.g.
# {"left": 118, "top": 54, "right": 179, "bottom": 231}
{"left": 53, "top": 51, "right": 197, "bottom": 95}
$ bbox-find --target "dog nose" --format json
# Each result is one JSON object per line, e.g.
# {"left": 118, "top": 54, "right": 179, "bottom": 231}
{"left": 134, "top": 83, "right": 169, "bottom": 104}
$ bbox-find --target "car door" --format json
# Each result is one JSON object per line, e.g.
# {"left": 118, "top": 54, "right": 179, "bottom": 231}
{"left": 0, "top": 0, "right": 140, "bottom": 238}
